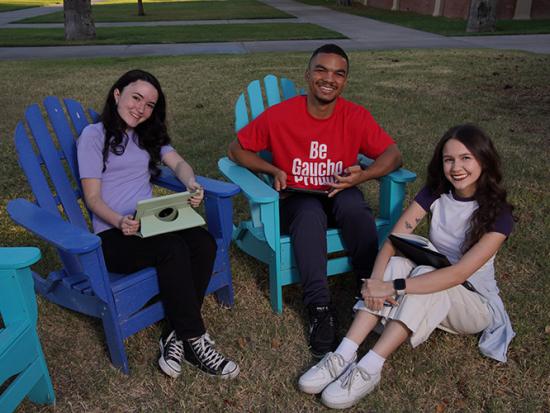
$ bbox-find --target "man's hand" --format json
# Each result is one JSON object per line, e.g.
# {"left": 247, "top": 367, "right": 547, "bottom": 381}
{"left": 273, "top": 169, "right": 287, "bottom": 191}
{"left": 327, "top": 165, "right": 364, "bottom": 198}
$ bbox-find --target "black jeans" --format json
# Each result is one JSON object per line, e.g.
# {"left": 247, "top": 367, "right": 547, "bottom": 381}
{"left": 99, "top": 226, "right": 216, "bottom": 340}
{"left": 280, "top": 187, "right": 378, "bottom": 306}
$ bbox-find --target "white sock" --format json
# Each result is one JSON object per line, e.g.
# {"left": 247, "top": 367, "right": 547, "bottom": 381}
{"left": 334, "top": 337, "right": 358, "bottom": 362}
{"left": 357, "top": 350, "right": 386, "bottom": 375}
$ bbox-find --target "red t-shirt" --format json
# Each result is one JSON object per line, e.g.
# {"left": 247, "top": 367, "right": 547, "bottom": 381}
{"left": 237, "top": 95, "right": 395, "bottom": 190}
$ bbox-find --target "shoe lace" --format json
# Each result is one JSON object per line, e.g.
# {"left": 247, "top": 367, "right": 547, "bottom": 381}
{"left": 322, "top": 353, "right": 346, "bottom": 379}
{"left": 309, "top": 307, "right": 334, "bottom": 334}
{"left": 166, "top": 335, "right": 184, "bottom": 361}
{"left": 191, "top": 333, "right": 226, "bottom": 370}
{"left": 341, "top": 364, "right": 371, "bottom": 394}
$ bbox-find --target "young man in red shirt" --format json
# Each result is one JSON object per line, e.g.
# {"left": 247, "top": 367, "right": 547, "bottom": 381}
{"left": 228, "top": 44, "right": 402, "bottom": 358}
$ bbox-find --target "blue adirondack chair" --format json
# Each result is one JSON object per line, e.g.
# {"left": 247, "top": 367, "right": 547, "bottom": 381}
{"left": 7, "top": 96, "right": 240, "bottom": 374}
{"left": 218, "top": 74, "right": 417, "bottom": 313}
{"left": 0, "top": 247, "right": 55, "bottom": 413}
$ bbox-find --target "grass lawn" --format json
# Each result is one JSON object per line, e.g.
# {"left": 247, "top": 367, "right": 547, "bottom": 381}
{"left": 18, "top": 0, "right": 292, "bottom": 23}
{"left": 0, "top": 0, "right": 59, "bottom": 12}
{"left": 1, "top": 49, "right": 549, "bottom": 412}
{"left": 297, "top": 0, "right": 550, "bottom": 36}
{"left": 0, "top": 23, "right": 344, "bottom": 46}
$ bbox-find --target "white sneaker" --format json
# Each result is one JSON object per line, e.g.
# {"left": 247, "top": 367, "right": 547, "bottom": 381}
{"left": 298, "top": 352, "right": 356, "bottom": 394}
{"left": 321, "top": 363, "right": 381, "bottom": 409}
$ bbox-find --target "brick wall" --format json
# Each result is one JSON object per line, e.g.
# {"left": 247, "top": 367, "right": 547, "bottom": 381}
{"left": 364, "top": 0, "right": 550, "bottom": 19}
{"left": 442, "top": 0, "right": 469, "bottom": 18}
{"left": 367, "top": 0, "right": 394, "bottom": 9}
{"left": 497, "top": 0, "right": 516, "bottom": 19}
{"left": 399, "top": 0, "right": 435, "bottom": 14}
{"left": 532, "top": 0, "right": 550, "bottom": 19}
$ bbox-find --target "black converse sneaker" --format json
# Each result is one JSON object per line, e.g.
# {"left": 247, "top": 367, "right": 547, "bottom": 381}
{"left": 159, "top": 330, "right": 184, "bottom": 378}
{"left": 308, "top": 304, "right": 338, "bottom": 359}
{"left": 183, "top": 333, "right": 240, "bottom": 379}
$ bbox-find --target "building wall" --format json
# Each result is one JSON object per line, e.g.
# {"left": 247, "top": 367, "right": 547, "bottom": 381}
{"left": 442, "top": 0, "right": 469, "bottom": 18}
{"left": 367, "top": 0, "right": 394, "bottom": 9}
{"left": 364, "top": 0, "right": 549, "bottom": 19}
{"left": 400, "top": 0, "right": 434, "bottom": 15}
{"left": 496, "top": 0, "right": 516, "bottom": 19}
{"left": 532, "top": 0, "right": 550, "bottom": 19}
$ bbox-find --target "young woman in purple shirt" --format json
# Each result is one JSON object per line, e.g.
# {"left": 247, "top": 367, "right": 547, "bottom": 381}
{"left": 77, "top": 70, "right": 239, "bottom": 380}
{"left": 298, "top": 124, "right": 515, "bottom": 409}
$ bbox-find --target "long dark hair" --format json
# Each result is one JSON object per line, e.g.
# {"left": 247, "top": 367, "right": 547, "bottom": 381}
{"left": 100, "top": 69, "right": 170, "bottom": 179}
{"left": 426, "top": 124, "right": 514, "bottom": 251}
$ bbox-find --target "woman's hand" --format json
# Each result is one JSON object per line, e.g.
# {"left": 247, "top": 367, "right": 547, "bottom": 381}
{"left": 119, "top": 215, "right": 140, "bottom": 236}
{"left": 362, "top": 278, "right": 399, "bottom": 308}
{"left": 187, "top": 179, "right": 204, "bottom": 207}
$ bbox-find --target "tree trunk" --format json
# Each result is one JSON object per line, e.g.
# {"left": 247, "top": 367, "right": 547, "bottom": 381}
{"left": 336, "top": 0, "right": 352, "bottom": 6}
{"left": 64, "top": 0, "right": 96, "bottom": 40}
{"left": 137, "top": 0, "right": 145, "bottom": 16}
{"left": 466, "top": 0, "right": 497, "bottom": 32}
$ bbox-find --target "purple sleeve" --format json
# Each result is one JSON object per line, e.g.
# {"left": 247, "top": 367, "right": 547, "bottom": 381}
{"left": 76, "top": 123, "right": 105, "bottom": 179}
{"left": 160, "top": 144, "right": 175, "bottom": 157}
{"left": 414, "top": 186, "right": 438, "bottom": 211}
{"left": 493, "top": 206, "right": 514, "bottom": 236}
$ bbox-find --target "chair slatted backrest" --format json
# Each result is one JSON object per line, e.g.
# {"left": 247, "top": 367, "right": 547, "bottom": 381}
{"left": 24, "top": 104, "right": 88, "bottom": 230}
{"left": 235, "top": 74, "right": 298, "bottom": 132}
{"left": 15, "top": 100, "right": 92, "bottom": 276}
{"left": 43, "top": 97, "right": 80, "bottom": 187}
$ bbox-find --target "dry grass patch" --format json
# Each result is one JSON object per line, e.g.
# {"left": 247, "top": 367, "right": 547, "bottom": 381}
{"left": 0, "top": 49, "right": 548, "bottom": 412}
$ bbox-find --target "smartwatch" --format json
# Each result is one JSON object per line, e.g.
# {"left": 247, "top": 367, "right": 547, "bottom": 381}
{"left": 393, "top": 278, "right": 406, "bottom": 296}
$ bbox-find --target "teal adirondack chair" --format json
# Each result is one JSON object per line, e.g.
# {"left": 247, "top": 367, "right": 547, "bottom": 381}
{"left": 0, "top": 247, "right": 55, "bottom": 413}
{"left": 218, "top": 74, "right": 416, "bottom": 313}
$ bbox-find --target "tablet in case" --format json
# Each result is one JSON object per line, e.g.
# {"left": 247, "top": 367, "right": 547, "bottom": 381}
{"left": 134, "top": 191, "right": 205, "bottom": 238}
{"left": 388, "top": 233, "right": 451, "bottom": 268}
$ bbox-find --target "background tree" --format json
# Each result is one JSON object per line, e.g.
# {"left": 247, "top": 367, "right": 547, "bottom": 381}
{"left": 137, "top": 0, "right": 145, "bottom": 16}
{"left": 467, "top": 0, "right": 497, "bottom": 32}
{"left": 64, "top": 0, "right": 96, "bottom": 40}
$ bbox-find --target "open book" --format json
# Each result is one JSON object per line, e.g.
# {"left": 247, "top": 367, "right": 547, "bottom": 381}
{"left": 134, "top": 191, "right": 205, "bottom": 238}
{"left": 388, "top": 233, "right": 451, "bottom": 268}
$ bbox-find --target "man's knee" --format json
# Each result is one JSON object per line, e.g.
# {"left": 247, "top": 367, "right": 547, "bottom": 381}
{"left": 332, "top": 189, "right": 373, "bottom": 221}
{"left": 290, "top": 207, "right": 327, "bottom": 232}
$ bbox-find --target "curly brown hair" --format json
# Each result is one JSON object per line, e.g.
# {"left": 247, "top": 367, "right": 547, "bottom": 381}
{"left": 426, "top": 124, "right": 514, "bottom": 251}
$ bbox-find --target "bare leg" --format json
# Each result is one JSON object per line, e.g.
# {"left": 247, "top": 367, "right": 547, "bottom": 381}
{"left": 372, "top": 320, "right": 410, "bottom": 358}
{"left": 345, "top": 311, "right": 381, "bottom": 345}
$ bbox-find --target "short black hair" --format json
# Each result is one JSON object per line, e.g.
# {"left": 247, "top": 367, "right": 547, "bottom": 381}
{"left": 308, "top": 44, "right": 349, "bottom": 72}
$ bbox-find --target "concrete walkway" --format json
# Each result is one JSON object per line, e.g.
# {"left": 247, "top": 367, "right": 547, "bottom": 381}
{"left": 0, "top": 0, "right": 549, "bottom": 60}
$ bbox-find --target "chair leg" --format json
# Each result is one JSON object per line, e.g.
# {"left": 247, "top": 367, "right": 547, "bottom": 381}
{"left": 100, "top": 305, "right": 129, "bottom": 374}
{"left": 269, "top": 262, "right": 283, "bottom": 314}
{"left": 27, "top": 368, "right": 55, "bottom": 406}
{"left": 27, "top": 335, "right": 55, "bottom": 405}
{"left": 214, "top": 280, "right": 235, "bottom": 308}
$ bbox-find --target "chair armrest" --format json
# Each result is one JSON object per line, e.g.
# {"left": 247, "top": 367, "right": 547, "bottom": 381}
{"left": 218, "top": 157, "right": 279, "bottom": 204}
{"left": 7, "top": 199, "right": 101, "bottom": 254}
{"left": 358, "top": 155, "right": 416, "bottom": 183}
{"left": 0, "top": 247, "right": 41, "bottom": 270}
{"left": 153, "top": 165, "right": 240, "bottom": 198}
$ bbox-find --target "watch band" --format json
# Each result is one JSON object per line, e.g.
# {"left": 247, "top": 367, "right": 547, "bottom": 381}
{"left": 393, "top": 278, "right": 406, "bottom": 296}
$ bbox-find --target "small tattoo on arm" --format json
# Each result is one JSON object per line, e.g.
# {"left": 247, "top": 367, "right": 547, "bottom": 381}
{"left": 415, "top": 217, "right": 422, "bottom": 224}
{"left": 405, "top": 221, "right": 413, "bottom": 229}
